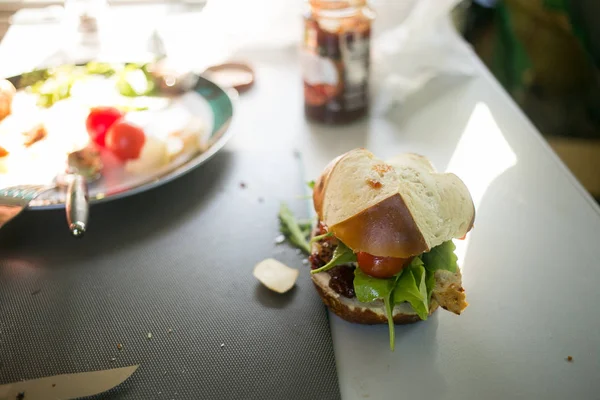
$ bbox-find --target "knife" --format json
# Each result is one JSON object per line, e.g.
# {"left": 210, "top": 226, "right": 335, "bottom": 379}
{"left": 0, "top": 365, "right": 139, "bottom": 400}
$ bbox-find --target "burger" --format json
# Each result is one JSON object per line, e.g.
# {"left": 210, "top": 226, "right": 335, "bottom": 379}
{"left": 308, "top": 148, "right": 475, "bottom": 349}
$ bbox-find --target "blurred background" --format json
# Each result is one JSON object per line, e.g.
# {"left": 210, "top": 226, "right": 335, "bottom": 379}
{"left": 0, "top": 0, "right": 598, "bottom": 200}
{"left": 458, "top": 0, "right": 600, "bottom": 202}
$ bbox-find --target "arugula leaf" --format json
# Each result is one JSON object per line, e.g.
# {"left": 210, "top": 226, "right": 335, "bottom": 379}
{"left": 311, "top": 241, "right": 356, "bottom": 274}
{"left": 350, "top": 244, "right": 460, "bottom": 351}
{"left": 300, "top": 224, "right": 312, "bottom": 238}
{"left": 406, "top": 256, "right": 435, "bottom": 301}
{"left": 393, "top": 260, "right": 429, "bottom": 321}
{"left": 354, "top": 268, "right": 399, "bottom": 350}
{"left": 421, "top": 240, "right": 458, "bottom": 273}
{"left": 310, "top": 232, "right": 333, "bottom": 243}
{"left": 279, "top": 215, "right": 312, "bottom": 241}
{"left": 307, "top": 180, "right": 315, "bottom": 189}
{"left": 383, "top": 294, "right": 395, "bottom": 351}
{"left": 278, "top": 203, "right": 311, "bottom": 254}
{"left": 354, "top": 268, "right": 397, "bottom": 303}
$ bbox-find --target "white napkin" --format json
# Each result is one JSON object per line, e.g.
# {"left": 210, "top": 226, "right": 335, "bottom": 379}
{"left": 370, "top": 0, "right": 476, "bottom": 116}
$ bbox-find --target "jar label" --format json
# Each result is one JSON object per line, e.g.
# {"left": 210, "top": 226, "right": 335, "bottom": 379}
{"left": 302, "top": 20, "right": 370, "bottom": 114}
{"left": 340, "top": 31, "right": 369, "bottom": 111}
{"left": 301, "top": 51, "right": 340, "bottom": 107}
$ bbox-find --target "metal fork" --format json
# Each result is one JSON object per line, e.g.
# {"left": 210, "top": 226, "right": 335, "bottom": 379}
{"left": 0, "top": 184, "right": 50, "bottom": 230}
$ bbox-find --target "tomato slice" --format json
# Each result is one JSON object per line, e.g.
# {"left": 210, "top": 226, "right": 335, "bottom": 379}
{"left": 356, "top": 252, "right": 412, "bottom": 278}
{"left": 86, "top": 106, "right": 124, "bottom": 147}
{"left": 105, "top": 120, "right": 146, "bottom": 161}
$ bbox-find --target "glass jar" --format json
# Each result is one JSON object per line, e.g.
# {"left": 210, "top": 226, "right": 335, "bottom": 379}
{"left": 64, "top": 0, "right": 108, "bottom": 33}
{"left": 302, "top": 0, "right": 375, "bottom": 124}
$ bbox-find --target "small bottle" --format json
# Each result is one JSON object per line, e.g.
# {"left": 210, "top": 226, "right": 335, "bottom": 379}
{"left": 302, "top": 0, "right": 374, "bottom": 124}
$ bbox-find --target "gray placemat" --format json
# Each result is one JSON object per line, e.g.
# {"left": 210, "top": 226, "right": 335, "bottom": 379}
{"left": 0, "top": 149, "right": 340, "bottom": 400}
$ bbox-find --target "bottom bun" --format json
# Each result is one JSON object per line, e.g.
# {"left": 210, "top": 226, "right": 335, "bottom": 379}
{"left": 311, "top": 272, "right": 439, "bottom": 325}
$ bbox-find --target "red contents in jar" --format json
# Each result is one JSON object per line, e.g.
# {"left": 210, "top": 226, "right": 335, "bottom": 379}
{"left": 302, "top": 1, "right": 374, "bottom": 124}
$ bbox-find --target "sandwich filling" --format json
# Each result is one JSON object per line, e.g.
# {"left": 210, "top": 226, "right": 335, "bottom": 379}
{"left": 309, "top": 221, "right": 468, "bottom": 319}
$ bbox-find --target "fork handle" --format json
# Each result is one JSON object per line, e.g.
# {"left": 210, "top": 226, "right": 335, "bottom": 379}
{"left": 66, "top": 174, "right": 89, "bottom": 238}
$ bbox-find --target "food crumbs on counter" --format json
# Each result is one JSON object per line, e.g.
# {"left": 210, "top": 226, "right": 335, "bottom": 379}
{"left": 117, "top": 343, "right": 123, "bottom": 351}
{"left": 168, "top": 328, "right": 173, "bottom": 334}
{"left": 52, "top": 384, "right": 56, "bottom": 387}
{"left": 110, "top": 358, "right": 116, "bottom": 362}
{"left": 31, "top": 289, "right": 41, "bottom": 296}
{"left": 239, "top": 182, "right": 246, "bottom": 189}
{"left": 147, "top": 333, "right": 152, "bottom": 340}
{"left": 220, "top": 343, "right": 225, "bottom": 348}
{"left": 16, "top": 392, "right": 25, "bottom": 400}
{"left": 302, "top": 259, "right": 309, "bottom": 265}
{"left": 275, "top": 235, "right": 285, "bottom": 244}
{"left": 566, "top": 356, "right": 573, "bottom": 362}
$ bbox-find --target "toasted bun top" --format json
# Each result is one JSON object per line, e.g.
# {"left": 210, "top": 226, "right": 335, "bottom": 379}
{"left": 313, "top": 149, "right": 475, "bottom": 258}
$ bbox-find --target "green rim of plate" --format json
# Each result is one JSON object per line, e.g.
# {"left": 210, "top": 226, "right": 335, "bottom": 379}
{"left": 5, "top": 64, "right": 235, "bottom": 210}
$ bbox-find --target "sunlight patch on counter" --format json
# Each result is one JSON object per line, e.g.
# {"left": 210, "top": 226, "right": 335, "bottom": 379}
{"left": 445, "top": 102, "right": 518, "bottom": 270}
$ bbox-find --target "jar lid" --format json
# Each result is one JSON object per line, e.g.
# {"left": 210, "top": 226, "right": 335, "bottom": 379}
{"left": 202, "top": 62, "right": 255, "bottom": 93}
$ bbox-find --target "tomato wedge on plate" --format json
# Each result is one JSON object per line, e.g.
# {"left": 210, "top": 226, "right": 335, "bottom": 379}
{"left": 86, "top": 106, "right": 124, "bottom": 147}
{"left": 105, "top": 120, "right": 146, "bottom": 161}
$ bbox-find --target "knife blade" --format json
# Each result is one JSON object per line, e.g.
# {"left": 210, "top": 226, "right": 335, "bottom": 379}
{"left": 0, "top": 365, "right": 139, "bottom": 400}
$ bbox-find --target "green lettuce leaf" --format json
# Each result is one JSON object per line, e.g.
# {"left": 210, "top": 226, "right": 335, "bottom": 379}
{"left": 354, "top": 268, "right": 399, "bottom": 350}
{"left": 116, "top": 64, "right": 155, "bottom": 97}
{"left": 349, "top": 241, "right": 462, "bottom": 350}
{"left": 310, "top": 241, "right": 356, "bottom": 274}
{"left": 307, "top": 180, "right": 315, "bottom": 189}
{"left": 278, "top": 203, "right": 311, "bottom": 254}
{"left": 393, "top": 259, "right": 429, "bottom": 321}
{"left": 354, "top": 268, "right": 397, "bottom": 303}
{"left": 421, "top": 240, "right": 458, "bottom": 273}
{"left": 310, "top": 232, "right": 333, "bottom": 243}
